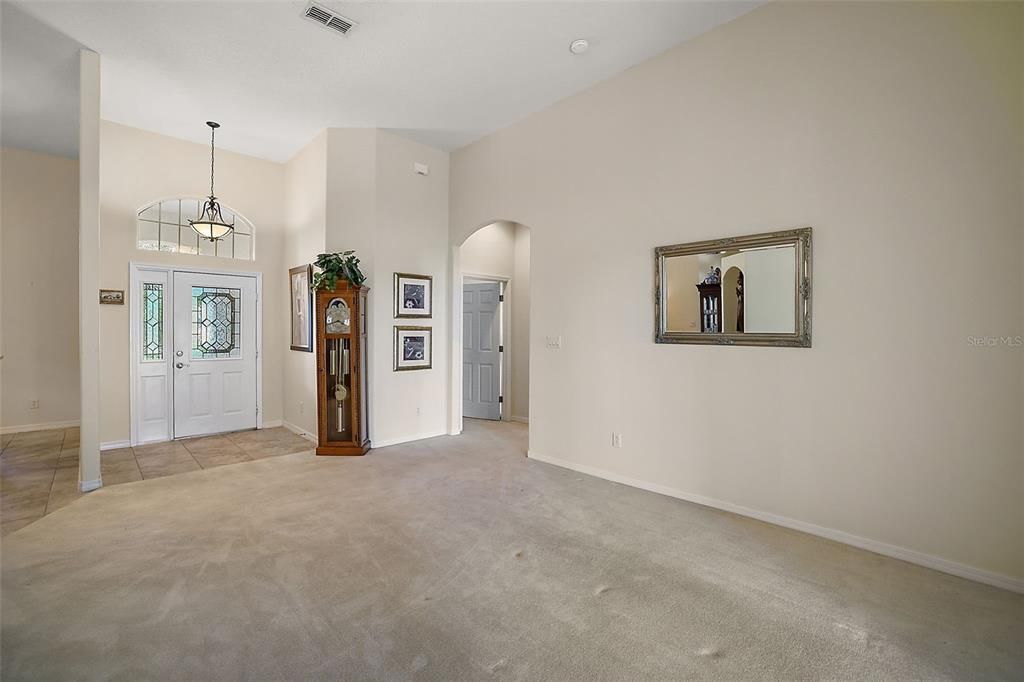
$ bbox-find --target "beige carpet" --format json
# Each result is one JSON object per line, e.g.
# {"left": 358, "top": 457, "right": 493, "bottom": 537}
{"left": 2, "top": 420, "right": 1021, "bottom": 680}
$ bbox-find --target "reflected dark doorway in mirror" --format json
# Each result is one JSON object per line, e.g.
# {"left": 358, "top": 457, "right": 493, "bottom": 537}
{"left": 723, "top": 267, "right": 744, "bottom": 333}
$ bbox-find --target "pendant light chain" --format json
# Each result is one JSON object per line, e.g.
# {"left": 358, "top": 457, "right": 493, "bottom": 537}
{"left": 209, "top": 124, "right": 216, "bottom": 199}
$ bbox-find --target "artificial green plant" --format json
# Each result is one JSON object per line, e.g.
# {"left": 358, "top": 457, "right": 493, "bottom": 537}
{"left": 311, "top": 251, "right": 367, "bottom": 290}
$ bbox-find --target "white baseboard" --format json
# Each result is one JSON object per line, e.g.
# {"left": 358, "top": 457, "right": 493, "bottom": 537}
{"left": 79, "top": 478, "right": 102, "bottom": 492}
{"left": 507, "top": 415, "right": 529, "bottom": 424}
{"left": 100, "top": 440, "right": 131, "bottom": 451}
{"left": 1, "top": 420, "right": 80, "bottom": 435}
{"left": 262, "top": 419, "right": 283, "bottom": 428}
{"left": 372, "top": 430, "right": 448, "bottom": 449}
{"left": 282, "top": 421, "right": 317, "bottom": 443}
{"left": 527, "top": 449, "right": 1024, "bottom": 594}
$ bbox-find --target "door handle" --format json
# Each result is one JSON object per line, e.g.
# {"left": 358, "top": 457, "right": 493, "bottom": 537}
{"left": 176, "top": 362, "right": 188, "bottom": 369}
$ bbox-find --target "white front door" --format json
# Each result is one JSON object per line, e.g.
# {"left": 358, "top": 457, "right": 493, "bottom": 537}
{"left": 463, "top": 281, "right": 502, "bottom": 420}
{"left": 172, "top": 271, "right": 258, "bottom": 438}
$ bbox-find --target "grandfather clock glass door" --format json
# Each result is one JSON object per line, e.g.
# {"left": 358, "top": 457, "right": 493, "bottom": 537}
{"left": 172, "top": 272, "right": 258, "bottom": 438}
{"left": 324, "top": 296, "right": 353, "bottom": 442}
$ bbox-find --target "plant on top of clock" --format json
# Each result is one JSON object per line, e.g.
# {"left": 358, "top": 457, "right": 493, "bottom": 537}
{"left": 311, "top": 251, "right": 367, "bottom": 290}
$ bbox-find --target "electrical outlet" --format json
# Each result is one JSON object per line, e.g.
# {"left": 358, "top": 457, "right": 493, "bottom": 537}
{"left": 29, "top": 399, "right": 40, "bottom": 410}
{"left": 612, "top": 433, "right": 623, "bottom": 448}
{"left": 546, "top": 335, "right": 562, "bottom": 349}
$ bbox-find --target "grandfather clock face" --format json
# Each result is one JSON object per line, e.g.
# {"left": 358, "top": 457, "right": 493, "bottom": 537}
{"left": 325, "top": 297, "right": 351, "bottom": 334}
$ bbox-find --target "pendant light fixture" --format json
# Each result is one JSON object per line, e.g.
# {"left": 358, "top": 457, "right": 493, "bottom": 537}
{"left": 189, "top": 121, "right": 235, "bottom": 242}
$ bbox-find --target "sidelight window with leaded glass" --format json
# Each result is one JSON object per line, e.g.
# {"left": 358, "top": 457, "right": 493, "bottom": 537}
{"left": 141, "top": 282, "right": 164, "bottom": 361}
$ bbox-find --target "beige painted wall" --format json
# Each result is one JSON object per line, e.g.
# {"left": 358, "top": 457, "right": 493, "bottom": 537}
{"left": 460, "top": 220, "right": 531, "bottom": 420}
{"left": 99, "top": 122, "right": 287, "bottom": 443}
{"left": 0, "top": 148, "right": 80, "bottom": 430}
{"left": 370, "top": 131, "right": 450, "bottom": 445}
{"left": 665, "top": 256, "right": 700, "bottom": 332}
{"left": 450, "top": 2, "right": 1023, "bottom": 581}
{"left": 511, "top": 226, "right": 530, "bottom": 420}
{"left": 743, "top": 247, "right": 795, "bottom": 333}
{"left": 461, "top": 221, "right": 516, "bottom": 277}
{"left": 282, "top": 132, "right": 327, "bottom": 438}
{"left": 325, "top": 129, "right": 377, "bottom": 266}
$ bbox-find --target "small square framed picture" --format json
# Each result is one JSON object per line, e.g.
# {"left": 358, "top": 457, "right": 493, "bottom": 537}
{"left": 394, "top": 326, "right": 432, "bottom": 371}
{"left": 394, "top": 272, "right": 432, "bottom": 318}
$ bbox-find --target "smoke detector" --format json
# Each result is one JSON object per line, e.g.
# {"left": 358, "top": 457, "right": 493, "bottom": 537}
{"left": 304, "top": 2, "right": 357, "bottom": 35}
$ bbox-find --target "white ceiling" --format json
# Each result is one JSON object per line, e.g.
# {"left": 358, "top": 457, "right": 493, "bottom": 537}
{"left": 3, "top": 0, "right": 759, "bottom": 162}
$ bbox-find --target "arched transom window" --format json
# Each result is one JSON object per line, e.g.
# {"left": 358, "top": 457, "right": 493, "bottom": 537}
{"left": 137, "top": 198, "right": 254, "bottom": 261}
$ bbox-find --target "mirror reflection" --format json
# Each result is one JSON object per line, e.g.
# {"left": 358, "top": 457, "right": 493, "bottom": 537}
{"left": 664, "top": 245, "right": 796, "bottom": 334}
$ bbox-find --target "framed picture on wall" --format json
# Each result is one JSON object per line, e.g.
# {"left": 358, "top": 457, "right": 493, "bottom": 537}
{"left": 394, "top": 272, "right": 432, "bottom": 318}
{"left": 394, "top": 326, "right": 432, "bottom": 371}
{"left": 99, "top": 289, "right": 125, "bottom": 305}
{"left": 289, "top": 264, "right": 313, "bottom": 352}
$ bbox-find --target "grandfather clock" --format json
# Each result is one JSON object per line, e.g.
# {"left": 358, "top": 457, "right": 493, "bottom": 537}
{"left": 696, "top": 282, "right": 722, "bottom": 333}
{"left": 315, "top": 280, "right": 370, "bottom": 455}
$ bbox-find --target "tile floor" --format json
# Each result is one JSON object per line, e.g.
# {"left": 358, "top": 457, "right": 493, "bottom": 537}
{"left": 0, "top": 427, "right": 314, "bottom": 536}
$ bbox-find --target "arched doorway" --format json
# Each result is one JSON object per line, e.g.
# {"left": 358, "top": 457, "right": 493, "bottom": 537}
{"left": 448, "top": 220, "right": 531, "bottom": 439}
{"left": 722, "top": 266, "right": 744, "bottom": 333}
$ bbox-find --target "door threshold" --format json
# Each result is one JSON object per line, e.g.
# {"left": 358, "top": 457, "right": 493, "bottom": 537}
{"left": 174, "top": 426, "right": 259, "bottom": 441}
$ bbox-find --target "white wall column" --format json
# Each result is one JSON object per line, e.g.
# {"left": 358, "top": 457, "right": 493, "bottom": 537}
{"left": 78, "top": 49, "right": 102, "bottom": 491}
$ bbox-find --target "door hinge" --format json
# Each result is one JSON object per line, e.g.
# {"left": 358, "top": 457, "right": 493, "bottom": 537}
{"left": 499, "top": 294, "right": 505, "bottom": 302}
{"left": 498, "top": 345, "right": 504, "bottom": 353}
{"left": 498, "top": 396, "right": 504, "bottom": 404}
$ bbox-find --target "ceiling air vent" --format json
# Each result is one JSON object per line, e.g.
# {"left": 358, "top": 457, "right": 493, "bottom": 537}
{"left": 303, "top": 2, "right": 356, "bottom": 35}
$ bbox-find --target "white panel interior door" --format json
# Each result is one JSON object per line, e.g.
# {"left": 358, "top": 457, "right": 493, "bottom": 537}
{"left": 463, "top": 281, "right": 501, "bottom": 420}
{"left": 173, "top": 271, "right": 257, "bottom": 438}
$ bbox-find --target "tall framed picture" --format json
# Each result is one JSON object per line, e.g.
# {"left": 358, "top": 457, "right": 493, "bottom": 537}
{"left": 394, "top": 272, "right": 432, "bottom": 318}
{"left": 289, "top": 264, "right": 313, "bottom": 352}
{"left": 394, "top": 326, "right": 432, "bottom": 371}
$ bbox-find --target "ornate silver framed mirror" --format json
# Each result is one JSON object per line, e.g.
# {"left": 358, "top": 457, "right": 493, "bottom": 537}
{"left": 655, "top": 227, "right": 812, "bottom": 347}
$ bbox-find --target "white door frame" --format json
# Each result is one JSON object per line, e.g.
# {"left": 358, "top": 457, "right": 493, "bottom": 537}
{"left": 458, "top": 272, "right": 511, "bottom": 425}
{"left": 129, "top": 262, "right": 263, "bottom": 446}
